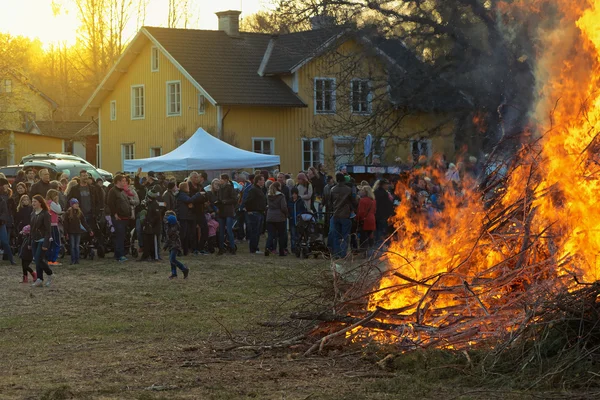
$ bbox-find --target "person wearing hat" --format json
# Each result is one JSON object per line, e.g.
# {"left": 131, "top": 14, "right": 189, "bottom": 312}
{"left": 0, "top": 177, "right": 15, "bottom": 265}
{"left": 63, "top": 198, "right": 93, "bottom": 265}
{"left": 138, "top": 185, "right": 163, "bottom": 261}
{"left": 163, "top": 214, "right": 189, "bottom": 279}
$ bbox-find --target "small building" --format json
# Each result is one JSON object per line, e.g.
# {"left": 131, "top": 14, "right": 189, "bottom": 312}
{"left": 33, "top": 120, "right": 99, "bottom": 166}
{"left": 0, "top": 70, "right": 64, "bottom": 165}
{"left": 81, "top": 11, "right": 468, "bottom": 174}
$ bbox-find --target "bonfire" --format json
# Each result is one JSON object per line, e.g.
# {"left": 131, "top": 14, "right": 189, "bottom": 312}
{"left": 299, "top": 0, "right": 600, "bottom": 360}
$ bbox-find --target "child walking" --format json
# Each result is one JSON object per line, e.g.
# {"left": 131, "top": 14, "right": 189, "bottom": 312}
{"left": 18, "top": 225, "right": 36, "bottom": 283}
{"left": 164, "top": 215, "right": 189, "bottom": 279}
{"left": 45, "top": 189, "right": 63, "bottom": 266}
{"left": 63, "top": 198, "right": 93, "bottom": 265}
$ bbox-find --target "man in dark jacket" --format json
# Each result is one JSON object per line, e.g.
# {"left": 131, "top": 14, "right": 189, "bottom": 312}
{"left": 244, "top": 174, "right": 266, "bottom": 254}
{"left": 163, "top": 181, "right": 177, "bottom": 212}
{"left": 107, "top": 174, "right": 131, "bottom": 262}
{"left": 216, "top": 174, "right": 237, "bottom": 255}
{"left": 69, "top": 170, "right": 101, "bottom": 225}
{"left": 330, "top": 172, "right": 357, "bottom": 258}
{"left": 176, "top": 182, "right": 204, "bottom": 256}
{"left": 374, "top": 179, "right": 394, "bottom": 244}
{"left": 29, "top": 169, "right": 52, "bottom": 199}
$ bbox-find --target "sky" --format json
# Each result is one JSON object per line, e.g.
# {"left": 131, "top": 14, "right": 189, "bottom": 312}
{"left": 1, "top": 0, "right": 271, "bottom": 48}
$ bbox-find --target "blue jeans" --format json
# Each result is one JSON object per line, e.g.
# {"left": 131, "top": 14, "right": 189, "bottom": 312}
{"left": 69, "top": 233, "right": 81, "bottom": 263}
{"left": 112, "top": 218, "right": 127, "bottom": 259}
{"left": 245, "top": 212, "right": 263, "bottom": 253}
{"left": 0, "top": 224, "right": 14, "bottom": 263}
{"left": 46, "top": 226, "right": 61, "bottom": 262}
{"left": 32, "top": 239, "right": 52, "bottom": 280}
{"left": 332, "top": 218, "right": 352, "bottom": 258}
{"left": 218, "top": 217, "right": 235, "bottom": 251}
{"left": 169, "top": 249, "right": 187, "bottom": 276}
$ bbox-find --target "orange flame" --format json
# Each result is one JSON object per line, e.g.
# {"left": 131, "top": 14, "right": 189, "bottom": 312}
{"left": 361, "top": 0, "right": 600, "bottom": 348}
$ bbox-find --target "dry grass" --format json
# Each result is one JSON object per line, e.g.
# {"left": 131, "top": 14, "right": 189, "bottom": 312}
{"left": 0, "top": 248, "right": 531, "bottom": 400}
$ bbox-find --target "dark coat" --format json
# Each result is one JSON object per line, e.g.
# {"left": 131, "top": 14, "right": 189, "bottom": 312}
{"left": 15, "top": 205, "right": 32, "bottom": 231}
{"left": 0, "top": 197, "right": 10, "bottom": 226}
{"left": 29, "top": 180, "right": 52, "bottom": 199}
{"left": 63, "top": 209, "right": 92, "bottom": 234}
{"left": 245, "top": 185, "right": 267, "bottom": 212}
{"left": 30, "top": 209, "right": 51, "bottom": 248}
{"left": 164, "top": 223, "right": 182, "bottom": 251}
{"left": 287, "top": 198, "right": 308, "bottom": 226}
{"left": 19, "top": 235, "right": 33, "bottom": 261}
{"left": 216, "top": 183, "right": 236, "bottom": 218}
{"left": 163, "top": 190, "right": 177, "bottom": 211}
{"left": 266, "top": 193, "right": 288, "bottom": 223}
{"left": 107, "top": 187, "right": 131, "bottom": 219}
{"left": 142, "top": 199, "right": 162, "bottom": 235}
{"left": 374, "top": 187, "right": 394, "bottom": 221}
{"left": 69, "top": 184, "right": 101, "bottom": 216}
{"left": 176, "top": 191, "right": 203, "bottom": 220}
{"left": 330, "top": 182, "right": 357, "bottom": 219}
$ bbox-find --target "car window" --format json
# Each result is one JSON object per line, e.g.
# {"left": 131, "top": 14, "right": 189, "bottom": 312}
{"left": 87, "top": 169, "right": 101, "bottom": 180}
{"left": 0, "top": 167, "right": 18, "bottom": 176}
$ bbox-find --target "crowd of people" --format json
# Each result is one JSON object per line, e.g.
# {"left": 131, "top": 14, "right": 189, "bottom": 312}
{"left": 0, "top": 153, "right": 482, "bottom": 287}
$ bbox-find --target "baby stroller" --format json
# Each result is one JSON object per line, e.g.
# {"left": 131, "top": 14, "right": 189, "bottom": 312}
{"left": 295, "top": 212, "right": 327, "bottom": 259}
{"left": 101, "top": 216, "right": 138, "bottom": 258}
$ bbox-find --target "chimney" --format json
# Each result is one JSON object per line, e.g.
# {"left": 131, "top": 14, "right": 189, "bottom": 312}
{"left": 216, "top": 10, "right": 242, "bottom": 36}
{"left": 310, "top": 15, "right": 336, "bottom": 30}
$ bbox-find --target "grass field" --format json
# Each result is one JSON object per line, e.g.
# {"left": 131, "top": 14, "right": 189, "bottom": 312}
{"left": 0, "top": 248, "right": 534, "bottom": 400}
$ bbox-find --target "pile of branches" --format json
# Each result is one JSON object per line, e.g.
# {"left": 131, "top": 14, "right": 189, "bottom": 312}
{"left": 286, "top": 134, "right": 600, "bottom": 390}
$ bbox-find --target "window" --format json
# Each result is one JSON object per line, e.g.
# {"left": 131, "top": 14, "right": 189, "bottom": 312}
{"left": 333, "top": 137, "right": 355, "bottom": 170}
{"left": 150, "top": 147, "right": 162, "bottom": 157}
{"left": 252, "top": 138, "right": 274, "bottom": 155}
{"left": 122, "top": 143, "right": 135, "bottom": 170}
{"left": 151, "top": 47, "right": 159, "bottom": 72}
{"left": 167, "top": 81, "right": 181, "bottom": 116}
{"left": 314, "top": 78, "right": 336, "bottom": 114}
{"left": 198, "top": 93, "right": 206, "bottom": 115}
{"left": 351, "top": 79, "right": 371, "bottom": 114}
{"left": 131, "top": 85, "right": 145, "bottom": 119}
{"left": 4, "top": 79, "right": 12, "bottom": 93}
{"left": 110, "top": 100, "right": 117, "bottom": 121}
{"left": 410, "top": 139, "right": 432, "bottom": 161}
{"left": 302, "top": 138, "right": 323, "bottom": 170}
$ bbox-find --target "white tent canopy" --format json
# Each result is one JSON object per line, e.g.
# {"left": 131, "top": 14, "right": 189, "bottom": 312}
{"left": 123, "top": 128, "right": 280, "bottom": 172}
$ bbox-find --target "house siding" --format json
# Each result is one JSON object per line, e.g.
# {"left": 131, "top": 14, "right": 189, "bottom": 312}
{"left": 11, "top": 133, "right": 63, "bottom": 164}
{"left": 98, "top": 36, "right": 455, "bottom": 174}
{"left": 100, "top": 38, "right": 218, "bottom": 171}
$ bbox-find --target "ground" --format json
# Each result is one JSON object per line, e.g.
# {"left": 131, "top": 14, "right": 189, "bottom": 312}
{"left": 0, "top": 248, "right": 526, "bottom": 400}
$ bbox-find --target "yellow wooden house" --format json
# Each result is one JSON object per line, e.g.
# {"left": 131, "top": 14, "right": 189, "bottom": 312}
{"left": 81, "top": 11, "right": 468, "bottom": 174}
{"left": 0, "top": 70, "right": 64, "bottom": 165}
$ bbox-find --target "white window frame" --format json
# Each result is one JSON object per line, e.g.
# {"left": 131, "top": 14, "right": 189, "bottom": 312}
{"left": 131, "top": 85, "right": 145, "bottom": 120}
{"left": 252, "top": 137, "right": 275, "bottom": 155}
{"left": 410, "top": 138, "right": 433, "bottom": 159}
{"left": 4, "top": 79, "right": 12, "bottom": 93}
{"left": 197, "top": 93, "right": 206, "bottom": 115}
{"left": 109, "top": 100, "right": 117, "bottom": 121}
{"left": 150, "top": 147, "right": 162, "bottom": 157}
{"left": 350, "top": 79, "right": 372, "bottom": 115}
{"left": 151, "top": 46, "right": 159, "bottom": 72}
{"left": 166, "top": 80, "right": 182, "bottom": 117}
{"left": 121, "top": 143, "right": 135, "bottom": 171}
{"left": 301, "top": 138, "right": 324, "bottom": 170}
{"left": 314, "top": 77, "right": 336, "bottom": 115}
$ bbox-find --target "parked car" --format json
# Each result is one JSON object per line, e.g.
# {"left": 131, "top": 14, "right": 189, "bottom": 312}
{"left": 20, "top": 153, "right": 112, "bottom": 180}
{"left": 0, "top": 165, "right": 24, "bottom": 184}
{"left": 22, "top": 159, "right": 106, "bottom": 182}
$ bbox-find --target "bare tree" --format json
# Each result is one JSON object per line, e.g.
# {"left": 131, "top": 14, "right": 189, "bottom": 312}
{"left": 275, "top": 0, "right": 536, "bottom": 156}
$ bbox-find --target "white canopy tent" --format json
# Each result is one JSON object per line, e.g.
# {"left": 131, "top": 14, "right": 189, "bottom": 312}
{"left": 123, "top": 128, "right": 280, "bottom": 172}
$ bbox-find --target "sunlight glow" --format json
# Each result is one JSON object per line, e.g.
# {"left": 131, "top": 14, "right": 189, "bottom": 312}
{"left": 2, "top": 0, "right": 268, "bottom": 49}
